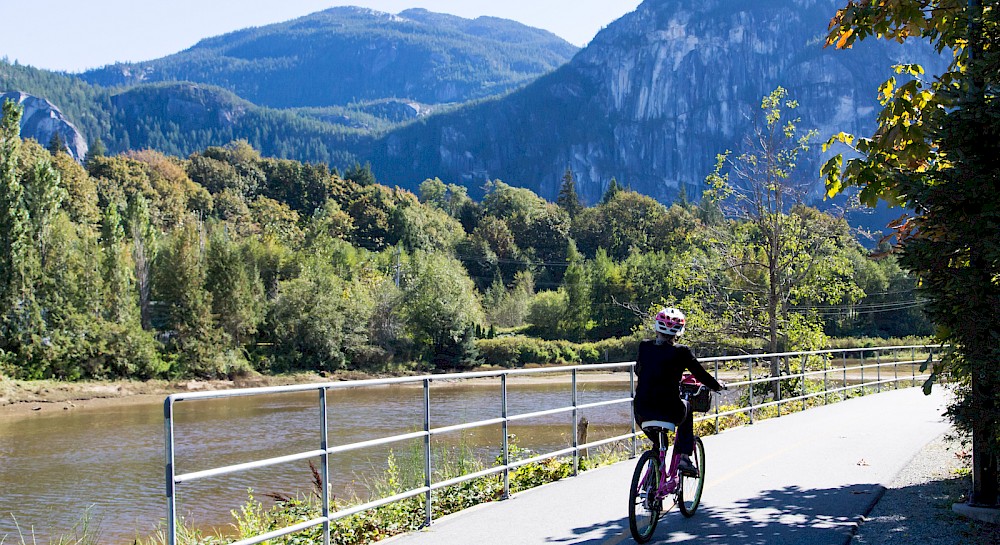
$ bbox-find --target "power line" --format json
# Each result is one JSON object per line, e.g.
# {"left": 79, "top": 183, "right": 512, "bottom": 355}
{"left": 795, "top": 300, "right": 929, "bottom": 316}
{"left": 792, "top": 299, "right": 929, "bottom": 311}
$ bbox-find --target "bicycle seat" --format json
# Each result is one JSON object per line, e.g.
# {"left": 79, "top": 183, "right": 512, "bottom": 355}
{"left": 641, "top": 420, "right": 676, "bottom": 432}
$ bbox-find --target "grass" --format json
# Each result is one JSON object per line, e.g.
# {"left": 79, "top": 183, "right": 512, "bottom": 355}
{"left": 1, "top": 508, "right": 103, "bottom": 545}
{"left": 134, "top": 435, "right": 632, "bottom": 545}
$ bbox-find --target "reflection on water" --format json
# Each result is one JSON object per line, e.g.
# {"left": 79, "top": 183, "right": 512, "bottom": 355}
{"left": 0, "top": 375, "right": 635, "bottom": 544}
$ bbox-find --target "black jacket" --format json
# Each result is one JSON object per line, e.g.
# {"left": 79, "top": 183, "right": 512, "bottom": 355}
{"left": 633, "top": 340, "right": 721, "bottom": 422}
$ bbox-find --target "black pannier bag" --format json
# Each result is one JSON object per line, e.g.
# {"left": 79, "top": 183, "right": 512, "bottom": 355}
{"left": 680, "top": 379, "right": 712, "bottom": 413}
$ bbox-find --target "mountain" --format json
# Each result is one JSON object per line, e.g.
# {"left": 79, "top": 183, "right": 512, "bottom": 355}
{"left": 2, "top": 0, "right": 949, "bottom": 210}
{"left": 80, "top": 7, "right": 579, "bottom": 109}
{"left": 0, "top": 91, "right": 89, "bottom": 161}
{"left": 361, "top": 0, "right": 948, "bottom": 204}
{"left": 0, "top": 61, "right": 363, "bottom": 163}
{"left": 107, "top": 81, "right": 358, "bottom": 164}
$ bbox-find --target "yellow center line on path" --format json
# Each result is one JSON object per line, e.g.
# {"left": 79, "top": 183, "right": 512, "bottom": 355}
{"left": 601, "top": 437, "right": 814, "bottom": 545}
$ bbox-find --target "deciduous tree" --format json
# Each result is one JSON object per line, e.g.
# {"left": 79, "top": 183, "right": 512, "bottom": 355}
{"left": 824, "top": 0, "right": 1000, "bottom": 506}
{"left": 707, "top": 88, "right": 857, "bottom": 379}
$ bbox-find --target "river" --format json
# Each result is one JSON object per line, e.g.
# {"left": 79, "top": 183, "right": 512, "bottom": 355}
{"left": 0, "top": 374, "right": 636, "bottom": 544}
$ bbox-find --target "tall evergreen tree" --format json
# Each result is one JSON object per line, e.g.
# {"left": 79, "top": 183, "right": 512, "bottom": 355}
{"left": 560, "top": 239, "right": 590, "bottom": 341}
{"left": 557, "top": 168, "right": 583, "bottom": 218}
{"left": 454, "top": 323, "right": 481, "bottom": 369}
{"left": 601, "top": 177, "right": 622, "bottom": 204}
{"left": 84, "top": 138, "right": 106, "bottom": 168}
{"left": 0, "top": 101, "right": 30, "bottom": 315}
{"left": 155, "top": 219, "right": 226, "bottom": 376}
{"left": 0, "top": 100, "right": 42, "bottom": 364}
{"left": 344, "top": 162, "right": 377, "bottom": 187}
{"left": 206, "top": 229, "right": 266, "bottom": 344}
{"left": 677, "top": 183, "right": 690, "bottom": 207}
{"left": 46, "top": 133, "right": 67, "bottom": 155}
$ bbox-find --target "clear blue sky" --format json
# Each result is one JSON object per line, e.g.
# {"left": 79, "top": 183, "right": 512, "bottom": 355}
{"left": 0, "top": 1, "right": 644, "bottom": 73}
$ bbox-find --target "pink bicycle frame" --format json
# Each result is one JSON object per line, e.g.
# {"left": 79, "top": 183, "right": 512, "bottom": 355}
{"left": 640, "top": 428, "right": 682, "bottom": 501}
{"left": 657, "top": 433, "right": 682, "bottom": 495}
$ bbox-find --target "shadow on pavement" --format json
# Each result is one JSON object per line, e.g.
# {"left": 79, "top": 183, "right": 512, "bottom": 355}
{"left": 543, "top": 515, "right": 629, "bottom": 544}
{"left": 552, "top": 483, "right": 883, "bottom": 545}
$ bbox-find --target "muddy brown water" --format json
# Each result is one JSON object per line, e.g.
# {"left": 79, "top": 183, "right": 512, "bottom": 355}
{"left": 0, "top": 376, "right": 637, "bottom": 544}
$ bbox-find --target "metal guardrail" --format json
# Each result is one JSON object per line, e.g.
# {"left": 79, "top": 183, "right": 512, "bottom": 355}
{"left": 164, "top": 344, "right": 941, "bottom": 545}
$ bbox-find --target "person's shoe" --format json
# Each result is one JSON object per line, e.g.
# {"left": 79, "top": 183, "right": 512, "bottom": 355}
{"left": 677, "top": 455, "right": 699, "bottom": 477}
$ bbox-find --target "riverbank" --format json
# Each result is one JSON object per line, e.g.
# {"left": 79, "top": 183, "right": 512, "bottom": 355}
{"left": 0, "top": 366, "right": 643, "bottom": 418}
{"left": 0, "top": 372, "right": 359, "bottom": 417}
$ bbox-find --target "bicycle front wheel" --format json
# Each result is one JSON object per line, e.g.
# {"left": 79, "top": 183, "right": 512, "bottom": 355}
{"left": 628, "top": 450, "right": 661, "bottom": 543}
{"left": 678, "top": 436, "right": 705, "bottom": 517}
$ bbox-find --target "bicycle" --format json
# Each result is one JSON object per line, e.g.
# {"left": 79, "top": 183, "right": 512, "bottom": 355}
{"left": 627, "top": 379, "right": 712, "bottom": 543}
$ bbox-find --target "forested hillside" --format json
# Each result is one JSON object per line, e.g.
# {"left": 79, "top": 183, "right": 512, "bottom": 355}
{"left": 80, "top": 7, "right": 579, "bottom": 108}
{"left": 0, "top": 61, "right": 114, "bottom": 147}
{"left": 0, "top": 99, "right": 929, "bottom": 382}
{"left": 0, "top": 62, "right": 367, "bottom": 163}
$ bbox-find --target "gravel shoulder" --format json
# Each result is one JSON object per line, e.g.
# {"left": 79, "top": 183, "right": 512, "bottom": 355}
{"left": 851, "top": 433, "right": 999, "bottom": 545}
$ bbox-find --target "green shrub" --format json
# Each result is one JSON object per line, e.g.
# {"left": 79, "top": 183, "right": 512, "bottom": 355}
{"left": 526, "top": 290, "right": 567, "bottom": 338}
{"left": 826, "top": 336, "right": 935, "bottom": 349}
{"left": 475, "top": 337, "right": 523, "bottom": 367}
{"left": 476, "top": 335, "right": 640, "bottom": 368}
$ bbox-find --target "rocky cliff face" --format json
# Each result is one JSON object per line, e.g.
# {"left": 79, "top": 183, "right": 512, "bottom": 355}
{"left": 367, "top": 0, "right": 945, "bottom": 204}
{"left": 0, "top": 91, "right": 88, "bottom": 162}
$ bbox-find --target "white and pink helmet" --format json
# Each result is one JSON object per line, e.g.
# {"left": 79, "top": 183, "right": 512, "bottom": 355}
{"left": 653, "top": 308, "right": 686, "bottom": 336}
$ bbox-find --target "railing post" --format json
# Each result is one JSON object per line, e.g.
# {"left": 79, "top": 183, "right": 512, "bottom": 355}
{"left": 320, "top": 388, "right": 331, "bottom": 545}
{"left": 630, "top": 363, "right": 637, "bottom": 458}
{"left": 748, "top": 358, "right": 755, "bottom": 424}
{"left": 800, "top": 354, "right": 806, "bottom": 409}
{"left": 842, "top": 352, "right": 848, "bottom": 401}
{"left": 893, "top": 348, "right": 899, "bottom": 389}
{"left": 164, "top": 398, "right": 177, "bottom": 545}
{"left": 876, "top": 349, "right": 882, "bottom": 393}
{"left": 823, "top": 354, "right": 829, "bottom": 405}
{"left": 572, "top": 369, "right": 579, "bottom": 476}
{"left": 777, "top": 355, "right": 786, "bottom": 417}
{"left": 714, "top": 360, "right": 720, "bottom": 431}
{"left": 501, "top": 374, "right": 510, "bottom": 499}
{"left": 912, "top": 346, "right": 917, "bottom": 386}
{"left": 423, "top": 379, "right": 432, "bottom": 527}
{"left": 860, "top": 351, "right": 865, "bottom": 396}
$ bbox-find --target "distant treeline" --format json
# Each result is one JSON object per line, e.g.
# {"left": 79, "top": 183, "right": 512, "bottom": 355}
{"left": 0, "top": 99, "right": 929, "bottom": 381}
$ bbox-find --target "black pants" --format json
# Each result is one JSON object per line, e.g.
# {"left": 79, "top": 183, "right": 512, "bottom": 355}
{"left": 634, "top": 400, "right": 694, "bottom": 455}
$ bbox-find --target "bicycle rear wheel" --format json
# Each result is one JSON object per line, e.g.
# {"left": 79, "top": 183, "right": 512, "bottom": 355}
{"left": 678, "top": 437, "right": 705, "bottom": 517}
{"left": 628, "top": 450, "right": 661, "bottom": 543}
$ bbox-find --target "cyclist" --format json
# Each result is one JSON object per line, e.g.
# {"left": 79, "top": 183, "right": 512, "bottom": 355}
{"left": 633, "top": 308, "right": 725, "bottom": 475}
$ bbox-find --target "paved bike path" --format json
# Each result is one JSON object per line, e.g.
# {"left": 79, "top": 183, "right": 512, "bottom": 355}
{"left": 386, "top": 387, "right": 952, "bottom": 545}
